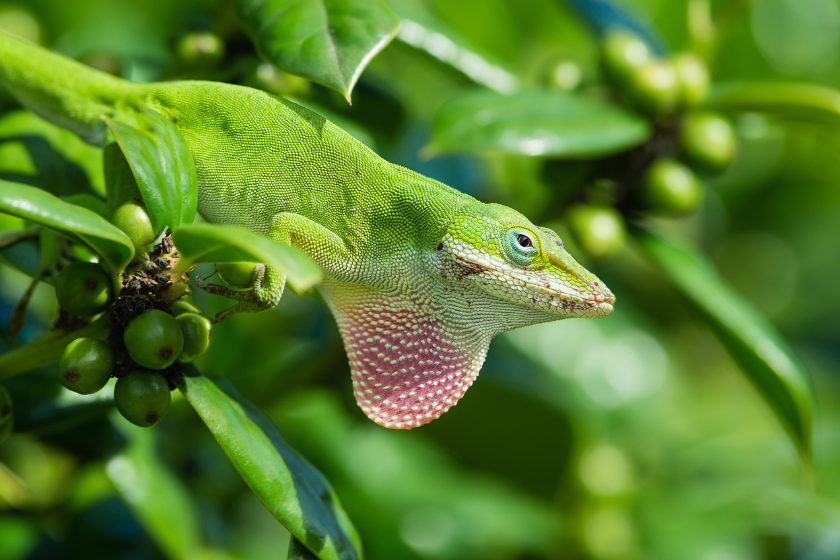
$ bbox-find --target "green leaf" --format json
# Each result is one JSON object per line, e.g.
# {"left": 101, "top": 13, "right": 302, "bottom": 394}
{"left": 171, "top": 223, "right": 321, "bottom": 293}
{"left": 428, "top": 90, "right": 651, "bottom": 158}
{"left": 709, "top": 82, "right": 840, "bottom": 124}
{"left": 237, "top": 0, "right": 400, "bottom": 103}
{"left": 105, "top": 111, "right": 197, "bottom": 231}
{"left": 0, "top": 110, "right": 105, "bottom": 197}
{"left": 175, "top": 365, "right": 362, "bottom": 560}
{"left": 393, "top": 17, "right": 519, "bottom": 94}
{"left": 107, "top": 413, "right": 202, "bottom": 560}
{"left": 4, "top": 373, "right": 114, "bottom": 434}
{"left": 0, "top": 179, "right": 133, "bottom": 271}
{"left": 289, "top": 538, "right": 320, "bottom": 560}
{"left": 633, "top": 228, "right": 814, "bottom": 459}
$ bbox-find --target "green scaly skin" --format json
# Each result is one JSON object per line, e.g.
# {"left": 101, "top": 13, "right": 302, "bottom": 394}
{"left": 0, "top": 31, "right": 615, "bottom": 429}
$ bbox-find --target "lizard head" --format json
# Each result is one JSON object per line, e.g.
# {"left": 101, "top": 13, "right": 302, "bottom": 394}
{"left": 439, "top": 202, "right": 615, "bottom": 325}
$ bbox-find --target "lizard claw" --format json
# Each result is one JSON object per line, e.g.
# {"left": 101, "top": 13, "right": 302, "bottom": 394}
{"left": 194, "top": 264, "right": 285, "bottom": 323}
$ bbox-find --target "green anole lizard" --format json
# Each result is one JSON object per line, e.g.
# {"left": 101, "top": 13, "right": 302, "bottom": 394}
{"left": 0, "top": 30, "right": 614, "bottom": 429}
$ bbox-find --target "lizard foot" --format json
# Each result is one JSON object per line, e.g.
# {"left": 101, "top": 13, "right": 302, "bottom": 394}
{"left": 195, "top": 264, "right": 286, "bottom": 323}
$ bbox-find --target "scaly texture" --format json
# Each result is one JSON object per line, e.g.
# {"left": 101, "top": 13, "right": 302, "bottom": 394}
{"left": 0, "top": 30, "right": 615, "bottom": 428}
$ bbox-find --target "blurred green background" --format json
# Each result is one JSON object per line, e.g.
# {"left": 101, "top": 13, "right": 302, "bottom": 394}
{"left": 1, "top": 0, "right": 839, "bottom": 559}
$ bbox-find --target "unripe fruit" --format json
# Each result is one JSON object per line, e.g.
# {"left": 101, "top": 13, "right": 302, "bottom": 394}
{"left": 169, "top": 296, "right": 205, "bottom": 317}
{"left": 0, "top": 384, "right": 12, "bottom": 444}
{"left": 673, "top": 52, "right": 709, "bottom": 107}
{"left": 176, "top": 313, "right": 212, "bottom": 363}
{"left": 601, "top": 30, "right": 651, "bottom": 82}
{"left": 176, "top": 32, "right": 225, "bottom": 66}
{"left": 680, "top": 112, "right": 736, "bottom": 173}
{"left": 124, "top": 309, "right": 184, "bottom": 370}
{"left": 639, "top": 158, "right": 703, "bottom": 215}
{"left": 627, "top": 60, "right": 679, "bottom": 116}
{"left": 56, "top": 338, "right": 115, "bottom": 394}
{"left": 566, "top": 205, "right": 627, "bottom": 261}
{"left": 114, "top": 370, "right": 171, "bottom": 427}
{"left": 217, "top": 262, "right": 258, "bottom": 288}
{"left": 111, "top": 201, "right": 159, "bottom": 251}
{"left": 55, "top": 262, "right": 114, "bottom": 316}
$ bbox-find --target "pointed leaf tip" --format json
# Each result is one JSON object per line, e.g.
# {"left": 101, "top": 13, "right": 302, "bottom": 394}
{"left": 237, "top": 0, "right": 400, "bottom": 102}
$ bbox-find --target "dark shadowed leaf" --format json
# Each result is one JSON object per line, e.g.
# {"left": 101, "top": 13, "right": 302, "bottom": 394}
{"left": 709, "top": 82, "right": 840, "bottom": 124}
{"left": 105, "top": 111, "right": 197, "bottom": 231}
{"left": 428, "top": 89, "right": 651, "bottom": 158}
{"left": 633, "top": 228, "right": 814, "bottom": 459}
{"left": 564, "top": 0, "right": 667, "bottom": 55}
{"left": 0, "top": 179, "right": 133, "bottom": 271}
{"left": 171, "top": 223, "right": 321, "bottom": 293}
{"left": 237, "top": 0, "right": 400, "bottom": 103}
{"left": 108, "top": 414, "right": 202, "bottom": 560}
{"left": 175, "top": 365, "right": 362, "bottom": 560}
{"left": 289, "top": 537, "right": 320, "bottom": 560}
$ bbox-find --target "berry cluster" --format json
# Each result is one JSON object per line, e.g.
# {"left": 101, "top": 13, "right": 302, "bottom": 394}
{"left": 566, "top": 30, "right": 735, "bottom": 260}
{"left": 53, "top": 202, "right": 213, "bottom": 428}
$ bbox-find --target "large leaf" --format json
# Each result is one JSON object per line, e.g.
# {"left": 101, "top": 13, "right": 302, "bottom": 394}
{"left": 0, "top": 180, "right": 133, "bottom": 271}
{"left": 4, "top": 374, "right": 114, "bottom": 434}
{"left": 175, "top": 365, "right": 362, "bottom": 560}
{"left": 237, "top": 0, "right": 400, "bottom": 103}
{"left": 171, "top": 223, "right": 321, "bottom": 293}
{"left": 564, "top": 0, "right": 667, "bottom": 55}
{"left": 107, "top": 414, "right": 202, "bottom": 560}
{"left": 633, "top": 228, "right": 814, "bottom": 459}
{"left": 428, "top": 90, "right": 651, "bottom": 158}
{"left": 394, "top": 17, "right": 519, "bottom": 94}
{"left": 0, "top": 110, "right": 105, "bottom": 197}
{"left": 709, "top": 82, "right": 840, "bottom": 124}
{"left": 105, "top": 111, "right": 197, "bottom": 232}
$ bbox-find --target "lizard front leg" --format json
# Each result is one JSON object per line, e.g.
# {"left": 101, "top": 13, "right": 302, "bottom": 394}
{"left": 197, "top": 212, "right": 349, "bottom": 322}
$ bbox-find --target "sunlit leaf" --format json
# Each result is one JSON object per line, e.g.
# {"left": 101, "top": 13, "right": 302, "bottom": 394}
{"left": 428, "top": 90, "right": 651, "bottom": 158}
{"left": 564, "top": 0, "right": 668, "bottom": 55}
{"left": 108, "top": 414, "right": 202, "bottom": 560}
{"left": 171, "top": 223, "right": 321, "bottom": 293}
{"left": 394, "top": 17, "right": 519, "bottom": 94}
{"left": 105, "top": 111, "right": 197, "bottom": 231}
{"left": 175, "top": 365, "right": 362, "bottom": 560}
{"left": 709, "top": 82, "right": 840, "bottom": 124}
{"left": 633, "top": 228, "right": 814, "bottom": 459}
{"left": 0, "top": 179, "right": 133, "bottom": 271}
{"left": 237, "top": 0, "right": 400, "bottom": 103}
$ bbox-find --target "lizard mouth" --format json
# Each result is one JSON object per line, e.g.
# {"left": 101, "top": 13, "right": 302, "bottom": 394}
{"left": 451, "top": 253, "right": 615, "bottom": 318}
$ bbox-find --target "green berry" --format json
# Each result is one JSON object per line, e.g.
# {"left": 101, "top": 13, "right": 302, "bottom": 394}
{"left": 0, "top": 384, "right": 13, "bottom": 444}
{"left": 680, "top": 112, "right": 736, "bottom": 173}
{"left": 176, "top": 32, "right": 225, "bottom": 66}
{"left": 566, "top": 205, "right": 627, "bottom": 261}
{"left": 627, "top": 60, "right": 679, "bottom": 116}
{"left": 56, "top": 338, "right": 115, "bottom": 394}
{"left": 673, "top": 52, "right": 709, "bottom": 108}
{"left": 176, "top": 313, "right": 212, "bottom": 364}
{"left": 114, "top": 370, "right": 171, "bottom": 428}
{"left": 639, "top": 158, "right": 703, "bottom": 215}
{"left": 169, "top": 296, "right": 205, "bottom": 317}
{"left": 55, "top": 262, "right": 114, "bottom": 316}
{"left": 124, "top": 309, "right": 184, "bottom": 370}
{"left": 601, "top": 30, "right": 651, "bottom": 83}
{"left": 111, "top": 201, "right": 159, "bottom": 251}
{"left": 217, "top": 262, "right": 258, "bottom": 288}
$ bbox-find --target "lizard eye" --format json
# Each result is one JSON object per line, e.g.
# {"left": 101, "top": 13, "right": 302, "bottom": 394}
{"left": 505, "top": 228, "right": 539, "bottom": 266}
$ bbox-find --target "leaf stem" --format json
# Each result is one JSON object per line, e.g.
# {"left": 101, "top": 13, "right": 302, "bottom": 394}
{"left": 0, "top": 313, "right": 112, "bottom": 379}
